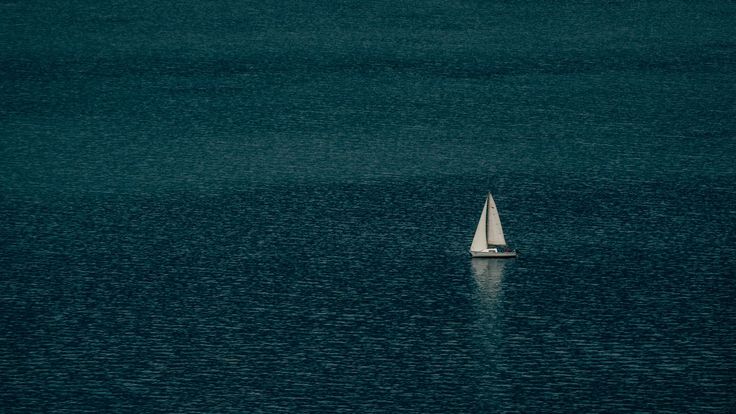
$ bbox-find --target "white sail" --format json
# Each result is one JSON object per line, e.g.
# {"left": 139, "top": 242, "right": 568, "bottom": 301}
{"left": 486, "top": 193, "right": 507, "bottom": 246}
{"left": 470, "top": 196, "right": 488, "bottom": 252}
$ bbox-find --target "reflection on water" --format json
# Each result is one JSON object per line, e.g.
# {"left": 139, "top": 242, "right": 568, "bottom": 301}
{"left": 471, "top": 258, "right": 507, "bottom": 307}
{"left": 470, "top": 258, "right": 508, "bottom": 410}
{"left": 470, "top": 258, "right": 508, "bottom": 343}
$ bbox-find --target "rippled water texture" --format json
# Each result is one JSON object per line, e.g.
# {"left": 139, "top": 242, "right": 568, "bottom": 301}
{"left": 2, "top": 1, "right": 735, "bottom": 412}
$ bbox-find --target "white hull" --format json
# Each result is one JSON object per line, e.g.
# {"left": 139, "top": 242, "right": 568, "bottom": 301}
{"left": 470, "top": 250, "right": 517, "bottom": 258}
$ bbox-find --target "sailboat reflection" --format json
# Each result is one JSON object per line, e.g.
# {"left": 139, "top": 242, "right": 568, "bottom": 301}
{"left": 471, "top": 258, "right": 507, "bottom": 306}
{"left": 471, "top": 258, "right": 508, "bottom": 350}
{"left": 470, "top": 258, "right": 508, "bottom": 413}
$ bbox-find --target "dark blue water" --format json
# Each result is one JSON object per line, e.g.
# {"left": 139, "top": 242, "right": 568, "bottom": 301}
{"left": 2, "top": 1, "right": 735, "bottom": 412}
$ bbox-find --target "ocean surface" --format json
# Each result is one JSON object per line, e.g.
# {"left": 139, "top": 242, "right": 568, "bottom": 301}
{"left": 2, "top": 1, "right": 735, "bottom": 412}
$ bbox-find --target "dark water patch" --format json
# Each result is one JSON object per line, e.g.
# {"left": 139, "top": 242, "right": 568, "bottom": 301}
{"left": 2, "top": 40, "right": 734, "bottom": 86}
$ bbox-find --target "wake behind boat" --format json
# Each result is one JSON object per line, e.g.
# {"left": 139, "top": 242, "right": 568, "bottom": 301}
{"left": 470, "top": 192, "right": 517, "bottom": 258}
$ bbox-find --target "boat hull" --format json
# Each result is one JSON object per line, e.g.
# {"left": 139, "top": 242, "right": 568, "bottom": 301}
{"left": 470, "top": 250, "right": 517, "bottom": 258}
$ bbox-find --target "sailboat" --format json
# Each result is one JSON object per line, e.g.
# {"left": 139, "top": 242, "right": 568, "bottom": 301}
{"left": 470, "top": 192, "right": 517, "bottom": 258}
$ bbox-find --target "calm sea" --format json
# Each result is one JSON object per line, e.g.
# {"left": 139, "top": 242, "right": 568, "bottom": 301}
{"left": 2, "top": 1, "right": 735, "bottom": 412}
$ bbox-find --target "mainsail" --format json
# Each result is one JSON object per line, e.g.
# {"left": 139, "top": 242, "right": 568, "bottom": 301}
{"left": 485, "top": 193, "right": 507, "bottom": 246}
